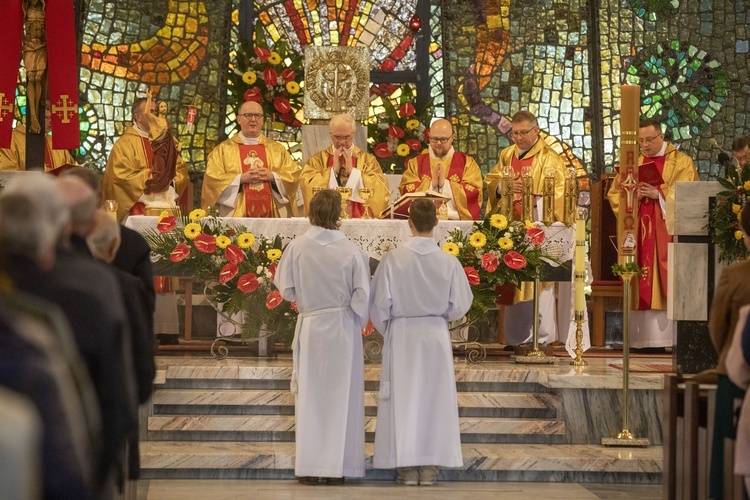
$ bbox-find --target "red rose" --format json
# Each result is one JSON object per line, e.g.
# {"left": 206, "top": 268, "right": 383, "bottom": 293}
{"left": 464, "top": 266, "right": 480, "bottom": 286}
{"left": 374, "top": 142, "right": 392, "bottom": 158}
{"left": 405, "top": 138, "right": 422, "bottom": 151}
{"left": 527, "top": 227, "right": 545, "bottom": 245}
{"left": 169, "top": 243, "right": 190, "bottom": 262}
{"left": 193, "top": 233, "right": 216, "bottom": 254}
{"left": 157, "top": 215, "right": 176, "bottom": 232}
{"left": 224, "top": 244, "right": 244, "bottom": 264}
{"left": 219, "top": 263, "right": 239, "bottom": 284}
{"left": 268, "top": 262, "right": 278, "bottom": 280}
{"left": 263, "top": 67, "right": 278, "bottom": 87}
{"left": 273, "top": 96, "right": 291, "bottom": 114}
{"left": 254, "top": 47, "right": 271, "bottom": 61}
{"left": 266, "top": 290, "right": 282, "bottom": 310}
{"left": 504, "top": 251, "right": 527, "bottom": 270}
{"left": 244, "top": 87, "right": 262, "bottom": 102}
{"left": 280, "top": 68, "right": 296, "bottom": 83}
{"left": 387, "top": 125, "right": 405, "bottom": 139}
{"left": 398, "top": 102, "right": 416, "bottom": 117}
{"left": 481, "top": 253, "right": 499, "bottom": 273}
{"left": 237, "top": 273, "right": 259, "bottom": 293}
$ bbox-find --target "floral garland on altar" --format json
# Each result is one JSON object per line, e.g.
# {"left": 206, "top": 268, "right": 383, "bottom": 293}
{"left": 142, "top": 209, "right": 298, "bottom": 343}
{"left": 442, "top": 215, "right": 552, "bottom": 324}
{"left": 707, "top": 163, "right": 750, "bottom": 263}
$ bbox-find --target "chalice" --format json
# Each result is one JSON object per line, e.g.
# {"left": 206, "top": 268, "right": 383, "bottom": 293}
{"left": 336, "top": 186, "right": 352, "bottom": 219}
{"left": 312, "top": 186, "right": 325, "bottom": 197}
{"left": 357, "top": 187, "right": 374, "bottom": 219}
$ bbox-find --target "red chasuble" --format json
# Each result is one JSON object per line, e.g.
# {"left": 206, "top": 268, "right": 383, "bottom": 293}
{"left": 414, "top": 152, "right": 481, "bottom": 220}
{"left": 239, "top": 144, "right": 273, "bottom": 218}
{"left": 637, "top": 155, "right": 670, "bottom": 309}
{"left": 326, "top": 152, "right": 366, "bottom": 218}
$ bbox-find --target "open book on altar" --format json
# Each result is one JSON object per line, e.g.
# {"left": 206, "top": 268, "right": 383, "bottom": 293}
{"left": 381, "top": 190, "right": 451, "bottom": 219}
{"left": 616, "top": 161, "right": 664, "bottom": 186}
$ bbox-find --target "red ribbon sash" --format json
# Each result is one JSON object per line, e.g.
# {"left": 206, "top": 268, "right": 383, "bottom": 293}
{"left": 141, "top": 136, "right": 155, "bottom": 173}
{"left": 415, "top": 152, "right": 480, "bottom": 220}
{"left": 239, "top": 144, "right": 273, "bottom": 218}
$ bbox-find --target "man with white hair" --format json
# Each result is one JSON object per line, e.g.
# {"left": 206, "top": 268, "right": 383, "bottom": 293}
{"left": 300, "top": 113, "right": 389, "bottom": 217}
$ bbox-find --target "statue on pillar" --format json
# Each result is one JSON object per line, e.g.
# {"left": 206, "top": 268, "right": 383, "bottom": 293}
{"left": 23, "top": 0, "right": 48, "bottom": 134}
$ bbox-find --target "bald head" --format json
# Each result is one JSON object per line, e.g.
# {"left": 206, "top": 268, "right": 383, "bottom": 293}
{"left": 57, "top": 176, "right": 98, "bottom": 237}
{"left": 429, "top": 119, "right": 454, "bottom": 157}
{"left": 238, "top": 101, "right": 264, "bottom": 138}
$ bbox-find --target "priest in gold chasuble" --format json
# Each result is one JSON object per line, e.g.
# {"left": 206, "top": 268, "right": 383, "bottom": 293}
{"left": 300, "top": 114, "right": 389, "bottom": 218}
{"left": 607, "top": 118, "right": 698, "bottom": 348}
{"left": 103, "top": 97, "right": 190, "bottom": 221}
{"left": 201, "top": 101, "right": 300, "bottom": 218}
{"left": 399, "top": 119, "right": 483, "bottom": 220}
{"left": 0, "top": 108, "right": 74, "bottom": 172}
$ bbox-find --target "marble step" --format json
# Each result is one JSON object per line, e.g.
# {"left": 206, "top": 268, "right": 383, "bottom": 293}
{"left": 139, "top": 441, "right": 661, "bottom": 483}
{"left": 151, "top": 389, "right": 558, "bottom": 419}
{"left": 147, "top": 415, "right": 566, "bottom": 444}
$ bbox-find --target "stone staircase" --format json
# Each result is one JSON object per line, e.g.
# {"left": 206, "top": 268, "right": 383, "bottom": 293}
{"left": 140, "top": 359, "right": 662, "bottom": 482}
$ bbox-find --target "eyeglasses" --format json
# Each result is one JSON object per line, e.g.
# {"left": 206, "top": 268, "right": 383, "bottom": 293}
{"left": 332, "top": 135, "right": 353, "bottom": 141}
{"left": 511, "top": 127, "right": 537, "bottom": 138}
{"left": 638, "top": 134, "right": 662, "bottom": 145}
{"left": 429, "top": 136, "right": 453, "bottom": 144}
{"left": 239, "top": 113, "right": 263, "bottom": 121}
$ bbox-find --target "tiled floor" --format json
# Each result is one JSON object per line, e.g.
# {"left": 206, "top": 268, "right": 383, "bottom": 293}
{"left": 137, "top": 479, "right": 662, "bottom": 499}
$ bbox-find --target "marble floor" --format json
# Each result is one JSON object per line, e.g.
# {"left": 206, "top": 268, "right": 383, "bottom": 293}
{"left": 136, "top": 479, "right": 662, "bottom": 499}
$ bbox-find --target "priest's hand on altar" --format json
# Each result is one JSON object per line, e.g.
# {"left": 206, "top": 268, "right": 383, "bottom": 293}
{"left": 638, "top": 183, "right": 660, "bottom": 200}
{"left": 432, "top": 165, "right": 445, "bottom": 190}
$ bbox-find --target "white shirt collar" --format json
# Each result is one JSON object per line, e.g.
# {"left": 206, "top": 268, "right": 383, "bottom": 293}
{"left": 239, "top": 132, "right": 260, "bottom": 145}
{"left": 403, "top": 236, "right": 440, "bottom": 255}
{"left": 133, "top": 123, "right": 149, "bottom": 138}
{"left": 305, "top": 225, "right": 345, "bottom": 246}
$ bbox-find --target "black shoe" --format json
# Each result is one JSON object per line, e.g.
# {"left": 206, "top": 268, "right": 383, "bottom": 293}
{"left": 631, "top": 347, "right": 668, "bottom": 355}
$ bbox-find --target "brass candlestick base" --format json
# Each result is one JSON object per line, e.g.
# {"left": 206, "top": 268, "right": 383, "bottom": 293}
{"left": 515, "top": 273, "right": 556, "bottom": 365}
{"left": 570, "top": 311, "right": 588, "bottom": 367}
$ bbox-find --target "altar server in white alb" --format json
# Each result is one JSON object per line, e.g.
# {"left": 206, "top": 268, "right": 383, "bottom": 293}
{"left": 370, "top": 198, "right": 472, "bottom": 486}
{"left": 274, "top": 189, "right": 370, "bottom": 485}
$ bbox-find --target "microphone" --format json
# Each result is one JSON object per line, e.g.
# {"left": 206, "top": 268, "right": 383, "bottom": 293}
{"left": 709, "top": 138, "right": 740, "bottom": 170}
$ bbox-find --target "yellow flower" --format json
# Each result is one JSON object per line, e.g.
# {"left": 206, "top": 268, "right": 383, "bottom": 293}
{"left": 184, "top": 223, "right": 202, "bottom": 240}
{"left": 744, "top": 180, "right": 750, "bottom": 190}
{"left": 267, "top": 249, "right": 282, "bottom": 261}
{"left": 242, "top": 71, "right": 257, "bottom": 85}
{"left": 733, "top": 203, "right": 742, "bottom": 214}
{"left": 735, "top": 230, "right": 744, "bottom": 240}
{"left": 286, "top": 81, "right": 300, "bottom": 94}
{"left": 237, "top": 232, "right": 255, "bottom": 249}
{"left": 442, "top": 242, "right": 460, "bottom": 256}
{"left": 268, "top": 52, "right": 282, "bottom": 65}
{"left": 158, "top": 210, "right": 171, "bottom": 221}
{"left": 498, "top": 237, "right": 514, "bottom": 250}
{"left": 405, "top": 119, "right": 420, "bottom": 131}
{"left": 490, "top": 214, "right": 508, "bottom": 230}
{"left": 524, "top": 220, "right": 534, "bottom": 229}
{"left": 396, "top": 144, "right": 410, "bottom": 157}
{"left": 189, "top": 208, "right": 207, "bottom": 221}
{"left": 216, "top": 235, "right": 231, "bottom": 249}
{"left": 469, "top": 232, "right": 487, "bottom": 248}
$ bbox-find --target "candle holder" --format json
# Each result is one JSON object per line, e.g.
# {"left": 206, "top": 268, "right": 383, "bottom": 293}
{"left": 570, "top": 303, "right": 588, "bottom": 367}
{"left": 336, "top": 186, "right": 352, "bottom": 219}
{"left": 515, "top": 269, "right": 556, "bottom": 365}
{"left": 499, "top": 165, "right": 514, "bottom": 220}
{"left": 564, "top": 167, "right": 577, "bottom": 227}
{"left": 104, "top": 199, "right": 119, "bottom": 221}
{"left": 357, "top": 187, "right": 374, "bottom": 219}
{"left": 542, "top": 165, "right": 555, "bottom": 226}
{"left": 521, "top": 166, "right": 534, "bottom": 222}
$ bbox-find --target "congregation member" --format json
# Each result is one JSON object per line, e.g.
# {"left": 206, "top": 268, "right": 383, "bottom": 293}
{"left": 732, "top": 135, "right": 750, "bottom": 168}
{"left": 370, "top": 199, "right": 472, "bottom": 486}
{"left": 708, "top": 202, "right": 750, "bottom": 499}
{"left": 202, "top": 100, "right": 300, "bottom": 217}
{"left": 274, "top": 189, "right": 370, "bottom": 484}
{"left": 399, "top": 118, "right": 483, "bottom": 220}
{"left": 300, "top": 113, "right": 389, "bottom": 217}
{"left": 727, "top": 305, "right": 750, "bottom": 497}
{"left": 0, "top": 106, "right": 74, "bottom": 171}
{"left": 103, "top": 97, "right": 190, "bottom": 221}
{"left": 607, "top": 118, "right": 699, "bottom": 351}
{"left": 484, "top": 110, "right": 566, "bottom": 347}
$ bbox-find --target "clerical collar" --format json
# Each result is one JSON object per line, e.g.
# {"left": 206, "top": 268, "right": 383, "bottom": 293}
{"left": 133, "top": 123, "right": 149, "bottom": 138}
{"left": 651, "top": 142, "right": 668, "bottom": 157}
{"left": 239, "top": 132, "right": 260, "bottom": 145}
{"left": 517, "top": 138, "right": 539, "bottom": 159}
{"left": 429, "top": 145, "right": 454, "bottom": 160}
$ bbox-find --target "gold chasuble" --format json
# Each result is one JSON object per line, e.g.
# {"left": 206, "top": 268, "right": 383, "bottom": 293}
{"left": 300, "top": 146, "right": 389, "bottom": 217}
{"left": 399, "top": 151, "right": 483, "bottom": 220}
{"left": 484, "top": 136, "right": 566, "bottom": 219}
{"left": 0, "top": 126, "right": 74, "bottom": 171}
{"left": 202, "top": 134, "right": 300, "bottom": 218}
{"left": 103, "top": 125, "right": 190, "bottom": 220}
{"left": 607, "top": 142, "right": 698, "bottom": 310}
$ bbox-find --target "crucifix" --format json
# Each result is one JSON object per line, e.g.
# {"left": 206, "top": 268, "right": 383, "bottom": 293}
{"left": 619, "top": 166, "right": 637, "bottom": 213}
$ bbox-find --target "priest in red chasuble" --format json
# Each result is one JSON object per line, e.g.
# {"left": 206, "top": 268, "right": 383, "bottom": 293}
{"left": 102, "top": 97, "right": 190, "bottom": 220}
{"left": 201, "top": 101, "right": 300, "bottom": 217}
{"left": 0, "top": 107, "right": 74, "bottom": 171}
{"left": 300, "top": 113, "right": 389, "bottom": 218}
{"left": 399, "top": 119, "right": 483, "bottom": 220}
{"left": 607, "top": 118, "right": 699, "bottom": 349}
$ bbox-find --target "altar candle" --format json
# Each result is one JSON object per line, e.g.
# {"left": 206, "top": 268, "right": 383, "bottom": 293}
{"left": 575, "top": 218, "right": 586, "bottom": 312}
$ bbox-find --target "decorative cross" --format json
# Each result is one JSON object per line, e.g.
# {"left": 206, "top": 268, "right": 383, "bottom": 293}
{"left": 51, "top": 94, "right": 77, "bottom": 123}
{"left": 620, "top": 167, "right": 638, "bottom": 213}
{"left": 0, "top": 93, "right": 13, "bottom": 121}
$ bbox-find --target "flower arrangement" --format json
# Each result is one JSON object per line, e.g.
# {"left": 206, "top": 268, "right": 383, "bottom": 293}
{"left": 368, "top": 84, "right": 432, "bottom": 174}
{"left": 228, "top": 23, "right": 304, "bottom": 132}
{"left": 142, "top": 209, "right": 298, "bottom": 343}
{"left": 442, "top": 215, "right": 551, "bottom": 323}
{"left": 707, "top": 163, "right": 750, "bottom": 263}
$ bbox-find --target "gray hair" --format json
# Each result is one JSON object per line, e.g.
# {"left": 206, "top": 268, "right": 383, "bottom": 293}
{"left": 1, "top": 174, "right": 70, "bottom": 240}
{"left": 86, "top": 210, "right": 121, "bottom": 263}
{"left": 57, "top": 176, "right": 98, "bottom": 237}
{"left": 0, "top": 193, "right": 60, "bottom": 262}
{"left": 329, "top": 114, "right": 356, "bottom": 133}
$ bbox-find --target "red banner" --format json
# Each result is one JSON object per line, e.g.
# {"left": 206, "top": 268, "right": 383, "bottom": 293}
{"left": 46, "top": 0, "right": 80, "bottom": 149}
{"left": 0, "top": 0, "right": 24, "bottom": 148}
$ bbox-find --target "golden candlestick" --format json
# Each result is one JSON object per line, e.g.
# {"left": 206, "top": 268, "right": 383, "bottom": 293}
{"left": 499, "top": 165, "right": 514, "bottom": 220}
{"left": 336, "top": 186, "right": 352, "bottom": 219}
{"left": 542, "top": 165, "right": 555, "bottom": 226}
{"left": 515, "top": 266, "right": 556, "bottom": 365}
{"left": 564, "top": 167, "right": 577, "bottom": 227}
{"left": 357, "top": 187, "right": 373, "bottom": 219}
{"left": 521, "top": 166, "right": 534, "bottom": 222}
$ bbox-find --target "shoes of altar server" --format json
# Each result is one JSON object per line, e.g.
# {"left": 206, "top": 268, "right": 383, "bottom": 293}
{"left": 296, "top": 476, "right": 345, "bottom": 485}
{"left": 396, "top": 466, "right": 438, "bottom": 486}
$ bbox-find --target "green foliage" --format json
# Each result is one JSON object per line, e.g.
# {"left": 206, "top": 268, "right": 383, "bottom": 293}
{"left": 706, "top": 163, "right": 750, "bottom": 264}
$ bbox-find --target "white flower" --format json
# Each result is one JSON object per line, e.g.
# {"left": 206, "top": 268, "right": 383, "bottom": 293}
{"left": 457, "top": 243, "right": 464, "bottom": 248}
{"left": 265, "top": 270, "right": 273, "bottom": 280}
{"left": 257, "top": 277, "right": 266, "bottom": 285}
{"left": 256, "top": 266, "right": 263, "bottom": 274}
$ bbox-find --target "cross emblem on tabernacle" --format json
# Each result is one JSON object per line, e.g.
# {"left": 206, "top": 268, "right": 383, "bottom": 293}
{"left": 620, "top": 167, "right": 637, "bottom": 213}
{"left": 0, "top": 93, "right": 13, "bottom": 122}
{"left": 51, "top": 95, "right": 77, "bottom": 124}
